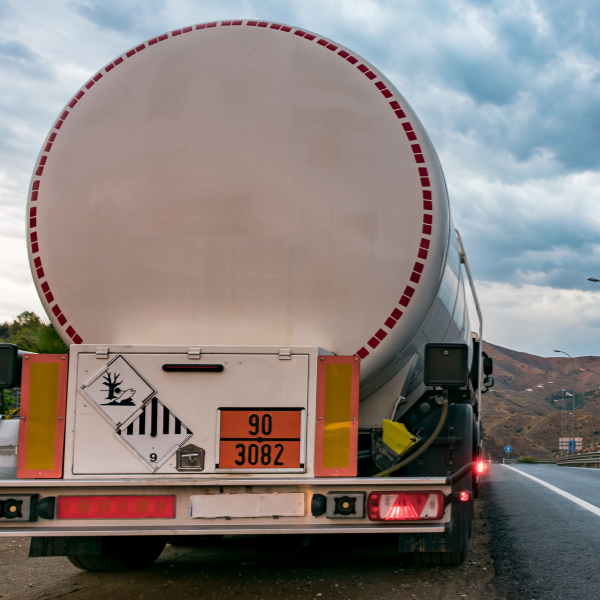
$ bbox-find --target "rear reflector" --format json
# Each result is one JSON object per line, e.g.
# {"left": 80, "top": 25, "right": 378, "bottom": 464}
{"left": 459, "top": 490, "right": 471, "bottom": 502}
{"left": 367, "top": 491, "right": 444, "bottom": 521}
{"left": 57, "top": 496, "right": 175, "bottom": 519}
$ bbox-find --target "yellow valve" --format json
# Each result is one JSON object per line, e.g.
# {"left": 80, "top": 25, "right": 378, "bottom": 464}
{"left": 381, "top": 420, "right": 420, "bottom": 457}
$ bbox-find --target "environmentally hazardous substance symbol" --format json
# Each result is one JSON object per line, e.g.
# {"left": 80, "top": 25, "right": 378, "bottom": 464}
{"left": 115, "top": 397, "right": 192, "bottom": 471}
{"left": 80, "top": 355, "right": 156, "bottom": 428}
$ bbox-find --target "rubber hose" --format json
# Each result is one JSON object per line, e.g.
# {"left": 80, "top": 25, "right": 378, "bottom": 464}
{"left": 372, "top": 400, "right": 449, "bottom": 478}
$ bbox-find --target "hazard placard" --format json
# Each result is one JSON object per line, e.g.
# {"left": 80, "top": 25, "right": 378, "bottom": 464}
{"left": 79, "top": 355, "right": 156, "bottom": 428}
{"left": 115, "top": 397, "right": 192, "bottom": 471}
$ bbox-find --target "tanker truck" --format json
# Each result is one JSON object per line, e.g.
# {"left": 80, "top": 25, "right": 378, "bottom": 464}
{"left": 0, "top": 20, "right": 493, "bottom": 570}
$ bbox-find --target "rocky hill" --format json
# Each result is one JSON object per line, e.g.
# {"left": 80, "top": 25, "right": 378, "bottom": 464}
{"left": 482, "top": 342, "right": 600, "bottom": 460}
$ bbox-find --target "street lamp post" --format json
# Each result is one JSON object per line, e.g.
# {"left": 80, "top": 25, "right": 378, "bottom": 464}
{"left": 554, "top": 350, "right": 576, "bottom": 454}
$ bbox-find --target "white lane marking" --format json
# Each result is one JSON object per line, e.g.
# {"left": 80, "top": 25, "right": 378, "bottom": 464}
{"left": 503, "top": 465, "right": 600, "bottom": 517}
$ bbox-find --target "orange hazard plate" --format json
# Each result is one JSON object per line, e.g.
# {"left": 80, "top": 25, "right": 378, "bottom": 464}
{"left": 218, "top": 409, "right": 303, "bottom": 469}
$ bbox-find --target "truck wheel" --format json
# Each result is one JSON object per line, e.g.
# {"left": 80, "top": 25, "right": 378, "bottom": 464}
{"left": 67, "top": 536, "right": 168, "bottom": 571}
{"left": 411, "top": 551, "right": 465, "bottom": 566}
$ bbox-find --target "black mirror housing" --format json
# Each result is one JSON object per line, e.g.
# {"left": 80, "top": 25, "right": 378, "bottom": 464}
{"left": 0, "top": 344, "right": 24, "bottom": 388}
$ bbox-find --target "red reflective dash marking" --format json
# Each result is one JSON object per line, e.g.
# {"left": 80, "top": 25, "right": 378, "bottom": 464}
{"left": 30, "top": 207, "right": 37, "bottom": 217}
{"left": 75, "top": 91, "right": 84, "bottom": 99}
{"left": 391, "top": 308, "right": 403, "bottom": 320}
{"left": 375, "top": 329, "right": 387, "bottom": 341}
{"left": 414, "top": 154, "right": 425, "bottom": 163}
{"left": 294, "top": 30, "right": 305, "bottom": 36}
{"left": 36, "top": 267, "right": 45, "bottom": 279}
{"left": 418, "top": 248, "right": 428, "bottom": 260}
{"left": 55, "top": 120, "right": 63, "bottom": 129}
{"left": 399, "top": 295, "right": 410, "bottom": 307}
{"left": 389, "top": 101, "right": 401, "bottom": 110}
{"left": 410, "top": 272, "right": 421, "bottom": 284}
{"left": 423, "top": 224, "right": 432, "bottom": 234}
{"left": 381, "top": 89, "right": 393, "bottom": 98}
{"left": 406, "top": 132, "right": 417, "bottom": 141}
{"left": 135, "top": 43, "right": 145, "bottom": 51}
{"left": 326, "top": 43, "right": 337, "bottom": 50}
{"left": 183, "top": 26, "right": 193, "bottom": 32}
{"left": 35, "top": 166, "right": 44, "bottom": 176}
{"left": 57, "top": 314, "right": 67, "bottom": 326}
{"left": 384, "top": 317, "right": 397, "bottom": 329}
{"left": 41, "top": 281, "right": 49, "bottom": 293}
{"left": 48, "top": 134, "right": 56, "bottom": 142}
{"left": 357, "top": 64, "right": 368, "bottom": 72}
{"left": 196, "top": 23, "right": 207, "bottom": 29}
{"left": 346, "top": 56, "right": 357, "bottom": 64}
{"left": 73, "top": 334, "right": 83, "bottom": 344}
{"left": 207, "top": 22, "right": 217, "bottom": 27}
{"left": 34, "top": 257, "right": 41, "bottom": 268}
{"left": 94, "top": 73, "right": 103, "bottom": 81}
{"left": 158, "top": 34, "right": 168, "bottom": 40}
{"left": 368, "top": 336, "right": 380, "bottom": 349}
{"left": 39, "top": 156, "right": 47, "bottom": 166}
{"left": 172, "top": 29, "right": 182, "bottom": 35}
{"left": 29, "top": 218, "right": 36, "bottom": 228}
{"left": 418, "top": 167, "right": 428, "bottom": 176}
{"left": 30, "top": 232, "right": 38, "bottom": 242}
{"left": 420, "top": 238, "right": 430, "bottom": 249}
{"left": 413, "top": 262, "right": 424, "bottom": 274}
{"left": 338, "top": 50, "right": 349, "bottom": 58}
{"left": 404, "top": 286, "right": 415, "bottom": 297}
{"left": 66, "top": 326, "right": 76, "bottom": 338}
{"left": 365, "top": 71, "right": 376, "bottom": 80}
{"left": 375, "top": 81, "right": 386, "bottom": 90}
{"left": 31, "top": 242, "right": 39, "bottom": 253}
{"left": 412, "top": 144, "right": 422, "bottom": 153}
{"left": 32, "top": 180, "right": 40, "bottom": 190}
{"left": 114, "top": 57, "right": 124, "bottom": 65}
{"left": 421, "top": 178, "right": 431, "bottom": 187}
{"left": 402, "top": 122, "right": 413, "bottom": 131}
{"left": 149, "top": 37, "right": 158, "bottom": 45}
{"left": 105, "top": 64, "right": 114, "bottom": 72}
{"left": 304, "top": 33, "right": 315, "bottom": 40}
{"left": 317, "top": 38, "right": 327, "bottom": 46}
{"left": 85, "top": 80, "right": 95, "bottom": 89}
{"left": 31, "top": 191, "right": 38, "bottom": 201}
{"left": 270, "top": 24, "right": 282, "bottom": 30}
{"left": 424, "top": 200, "right": 433, "bottom": 210}
{"left": 221, "top": 21, "right": 231, "bottom": 26}
{"left": 45, "top": 291, "right": 53, "bottom": 303}
{"left": 423, "top": 190, "right": 432, "bottom": 199}
{"left": 281, "top": 26, "right": 292, "bottom": 32}
{"left": 357, "top": 347, "right": 369, "bottom": 359}
{"left": 257, "top": 22, "right": 268, "bottom": 27}
{"left": 126, "top": 50, "right": 136, "bottom": 57}
{"left": 51, "top": 304, "right": 61, "bottom": 316}
{"left": 424, "top": 214, "right": 433, "bottom": 225}
{"left": 394, "top": 110, "right": 406, "bottom": 119}
{"left": 247, "top": 21, "right": 258, "bottom": 26}
{"left": 68, "top": 99, "right": 77, "bottom": 108}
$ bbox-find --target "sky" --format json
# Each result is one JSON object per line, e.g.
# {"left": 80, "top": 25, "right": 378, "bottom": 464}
{"left": 2, "top": 0, "right": 600, "bottom": 357}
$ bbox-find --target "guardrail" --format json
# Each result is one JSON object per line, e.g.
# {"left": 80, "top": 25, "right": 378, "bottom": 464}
{"left": 556, "top": 452, "right": 600, "bottom": 467}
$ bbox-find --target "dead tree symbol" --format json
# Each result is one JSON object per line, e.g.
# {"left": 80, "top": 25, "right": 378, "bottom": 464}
{"left": 102, "top": 371, "right": 123, "bottom": 401}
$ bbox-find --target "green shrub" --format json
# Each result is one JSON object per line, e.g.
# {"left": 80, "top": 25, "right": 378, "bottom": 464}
{"left": 517, "top": 455, "right": 538, "bottom": 463}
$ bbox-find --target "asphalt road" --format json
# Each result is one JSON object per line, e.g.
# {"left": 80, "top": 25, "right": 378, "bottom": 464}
{"left": 486, "top": 463, "right": 600, "bottom": 599}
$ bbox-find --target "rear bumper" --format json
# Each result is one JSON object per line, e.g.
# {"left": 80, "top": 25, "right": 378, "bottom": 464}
{"left": 0, "top": 476, "right": 453, "bottom": 536}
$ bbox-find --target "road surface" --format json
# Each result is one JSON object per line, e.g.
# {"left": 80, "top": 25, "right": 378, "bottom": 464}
{"left": 486, "top": 463, "right": 600, "bottom": 599}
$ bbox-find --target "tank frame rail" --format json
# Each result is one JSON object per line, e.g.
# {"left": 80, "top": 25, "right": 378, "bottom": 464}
{"left": 556, "top": 452, "right": 600, "bottom": 467}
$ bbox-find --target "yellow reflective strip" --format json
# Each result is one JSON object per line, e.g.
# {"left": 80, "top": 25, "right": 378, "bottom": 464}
{"left": 26, "top": 363, "right": 59, "bottom": 470}
{"left": 322, "top": 363, "right": 352, "bottom": 468}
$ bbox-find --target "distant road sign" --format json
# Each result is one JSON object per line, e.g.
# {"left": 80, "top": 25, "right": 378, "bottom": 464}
{"left": 505, "top": 445, "right": 512, "bottom": 453}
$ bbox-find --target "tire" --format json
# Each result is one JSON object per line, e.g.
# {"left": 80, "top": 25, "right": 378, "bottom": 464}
{"left": 67, "top": 536, "right": 168, "bottom": 572}
{"left": 411, "top": 551, "right": 465, "bottom": 566}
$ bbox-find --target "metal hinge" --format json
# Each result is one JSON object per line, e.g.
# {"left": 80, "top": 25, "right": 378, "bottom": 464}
{"left": 0, "top": 446, "right": 17, "bottom": 456}
{"left": 188, "top": 348, "right": 201, "bottom": 359}
{"left": 95, "top": 347, "right": 109, "bottom": 359}
{"left": 279, "top": 349, "right": 291, "bottom": 360}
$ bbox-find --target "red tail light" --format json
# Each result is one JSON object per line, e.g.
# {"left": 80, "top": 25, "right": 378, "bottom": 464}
{"left": 367, "top": 491, "right": 444, "bottom": 521}
{"left": 476, "top": 461, "right": 486, "bottom": 474}
{"left": 57, "top": 495, "right": 175, "bottom": 519}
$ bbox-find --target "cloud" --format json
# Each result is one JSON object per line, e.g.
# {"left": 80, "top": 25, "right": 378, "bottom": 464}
{"left": 0, "top": 40, "right": 54, "bottom": 80}
{"left": 68, "top": 0, "right": 165, "bottom": 33}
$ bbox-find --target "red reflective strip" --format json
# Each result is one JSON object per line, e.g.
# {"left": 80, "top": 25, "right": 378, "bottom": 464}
{"left": 135, "top": 44, "right": 146, "bottom": 51}
{"left": 304, "top": 34, "right": 315, "bottom": 41}
{"left": 281, "top": 26, "right": 292, "bottom": 32}
{"left": 45, "top": 291, "right": 54, "bottom": 303}
{"left": 57, "top": 496, "right": 175, "bottom": 519}
{"left": 41, "top": 281, "right": 50, "bottom": 293}
{"left": 375, "top": 328, "right": 387, "bottom": 341}
{"left": 404, "top": 286, "right": 415, "bottom": 297}
{"left": 270, "top": 24, "right": 282, "bottom": 30}
{"left": 57, "top": 314, "right": 67, "bottom": 326}
{"left": 418, "top": 167, "right": 428, "bottom": 176}
{"left": 247, "top": 21, "right": 258, "bottom": 26}
{"left": 423, "top": 190, "right": 432, "bottom": 200}
{"left": 414, "top": 154, "right": 425, "bottom": 163}
{"left": 421, "top": 177, "right": 431, "bottom": 187}
{"left": 384, "top": 317, "right": 397, "bottom": 329}
{"left": 66, "top": 326, "right": 76, "bottom": 338}
{"left": 412, "top": 144, "right": 422, "bottom": 153}
{"left": 31, "top": 191, "right": 38, "bottom": 201}
{"left": 51, "top": 304, "right": 61, "bottom": 316}
{"left": 410, "top": 272, "right": 421, "bottom": 283}
{"left": 390, "top": 101, "right": 401, "bottom": 110}
{"left": 418, "top": 248, "right": 428, "bottom": 260}
{"left": 356, "top": 347, "right": 369, "bottom": 359}
{"left": 158, "top": 34, "right": 168, "bottom": 40}
{"left": 36, "top": 267, "right": 44, "bottom": 278}
{"left": 346, "top": 56, "right": 357, "bottom": 64}
{"left": 391, "top": 308, "right": 402, "bottom": 320}
{"left": 32, "top": 180, "right": 40, "bottom": 190}
{"left": 423, "top": 224, "right": 432, "bottom": 234}
{"left": 196, "top": 23, "right": 207, "bottom": 29}
{"left": 126, "top": 49, "right": 136, "bottom": 57}
{"left": 381, "top": 89, "right": 392, "bottom": 98}
{"left": 424, "top": 200, "right": 433, "bottom": 210}
{"left": 367, "top": 336, "right": 380, "bottom": 349}
{"left": 31, "top": 242, "right": 39, "bottom": 253}
{"left": 114, "top": 57, "right": 124, "bottom": 65}
{"left": 406, "top": 132, "right": 417, "bottom": 141}
{"left": 183, "top": 26, "right": 193, "bottom": 32}
{"left": 73, "top": 334, "right": 83, "bottom": 344}
{"left": 34, "top": 257, "right": 41, "bottom": 268}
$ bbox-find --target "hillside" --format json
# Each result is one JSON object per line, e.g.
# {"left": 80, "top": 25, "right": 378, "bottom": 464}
{"left": 482, "top": 342, "right": 600, "bottom": 459}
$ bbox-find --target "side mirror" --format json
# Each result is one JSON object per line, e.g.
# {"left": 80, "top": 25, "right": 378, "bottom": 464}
{"left": 483, "top": 377, "right": 494, "bottom": 388}
{"left": 483, "top": 356, "right": 493, "bottom": 376}
{"left": 424, "top": 343, "right": 469, "bottom": 388}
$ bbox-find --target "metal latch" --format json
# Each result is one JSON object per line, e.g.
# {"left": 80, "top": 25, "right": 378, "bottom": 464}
{"left": 188, "top": 348, "right": 201, "bottom": 360}
{"left": 279, "top": 349, "right": 291, "bottom": 360}
{"left": 95, "top": 347, "right": 109, "bottom": 359}
{"left": 176, "top": 444, "right": 205, "bottom": 472}
{"left": 0, "top": 446, "right": 17, "bottom": 456}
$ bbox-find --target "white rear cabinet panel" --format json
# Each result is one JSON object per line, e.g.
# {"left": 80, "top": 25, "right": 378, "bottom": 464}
{"left": 71, "top": 350, "right": 310, "bottom": 475}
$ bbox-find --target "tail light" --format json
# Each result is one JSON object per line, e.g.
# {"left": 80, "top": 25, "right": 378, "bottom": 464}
{"left": 459, "top": 490, "right": 471, "bottom": 502}
{"left": 367, "top": 491, "right": 444, "bottom": 521}
{"left": 57, "top": 496, "right": 175, "bottom": 519}
{"left": 476, "top": 461, "right": 486, "bottom": 474}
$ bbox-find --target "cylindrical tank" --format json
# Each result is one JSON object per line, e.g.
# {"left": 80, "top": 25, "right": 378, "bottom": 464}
{"left": 26, "top": 20, "right": 467, "bottom": 394}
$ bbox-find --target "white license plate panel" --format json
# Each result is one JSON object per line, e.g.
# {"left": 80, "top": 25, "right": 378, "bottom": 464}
{"left": 190, "top": 493, "right": 305, "bottom": 519}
